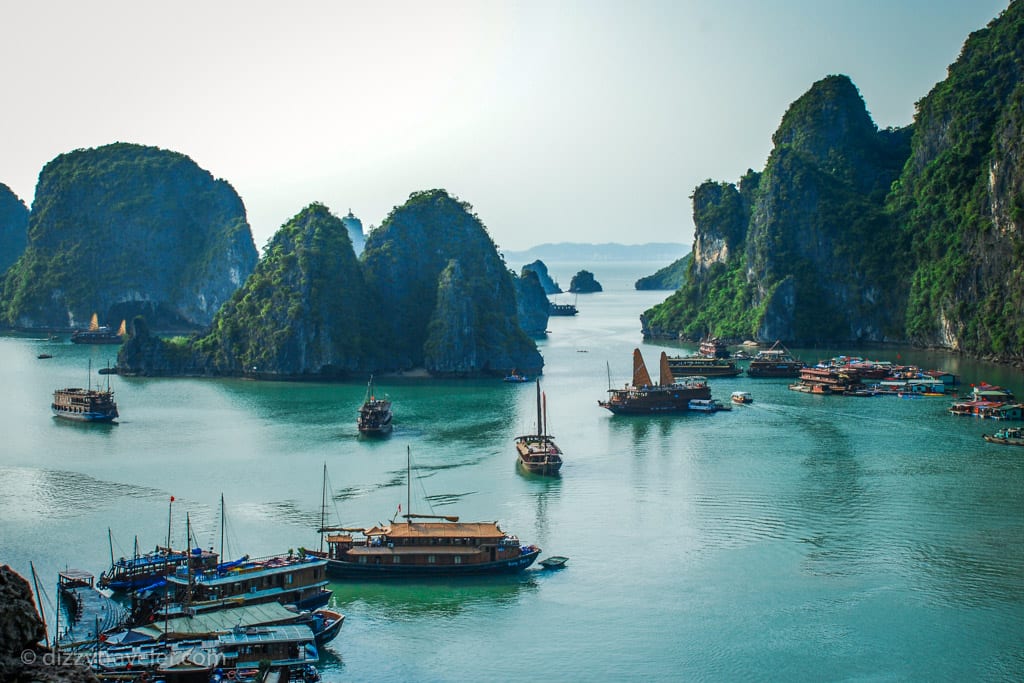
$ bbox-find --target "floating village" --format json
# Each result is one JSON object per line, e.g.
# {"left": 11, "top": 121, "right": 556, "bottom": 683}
{"left": 24, "top": 308, "right": 1023, "bottom": 683}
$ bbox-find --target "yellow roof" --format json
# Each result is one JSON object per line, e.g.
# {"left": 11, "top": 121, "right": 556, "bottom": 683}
{"left": 384, "top": 521, "right": 505, "bottom": 539}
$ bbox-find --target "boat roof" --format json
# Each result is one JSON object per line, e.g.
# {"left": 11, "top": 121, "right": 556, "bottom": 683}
{"left": 167, "top": 557, "right": 326, "bottom": 586}
{"left": 381, "top": 521, "right": 506, "bottom": 539}
{"left": 217, "top": 623, "right": 316, "bottom": 645}
{"left": 133, "top": 602, "right": 301, "bottom": 639}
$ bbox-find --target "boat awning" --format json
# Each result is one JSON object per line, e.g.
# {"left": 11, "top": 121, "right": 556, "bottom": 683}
{"left": 384, "top": 521, "right": 505, "bottom": 539}
{"left": 134, "top": 602, "right": 302, "bottom": 640}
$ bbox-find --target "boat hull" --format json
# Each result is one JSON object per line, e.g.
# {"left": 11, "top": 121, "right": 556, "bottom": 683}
{"left": 52, "top": 408, "right": 118, "bottom": 422}
{"left": 324, "top": 548, "right": 541, "bottom": 579}
{"left": 983, "top": 435, "right": 1024, "bottom": 446}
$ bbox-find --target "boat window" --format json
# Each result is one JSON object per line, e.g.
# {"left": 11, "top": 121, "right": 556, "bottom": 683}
{"left": 428, "top": 555, "right": 435, "bottom": 564}
{"left": 454, "top": 556, "right": 462, "bottom": 564}
{"left": 393, "top": 556, "right": 401, "bottom": 564}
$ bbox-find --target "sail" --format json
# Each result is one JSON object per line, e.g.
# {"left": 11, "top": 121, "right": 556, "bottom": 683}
{"left": 89, "top": 313, "right": 99, "bottom": 331}
{"left": 659, "top": 351, "right": 675, "bottom": 386}
{"left": 632, "top": 348, "right": 653, "bottom": 388}
{"left": 117, "top": 319, "right": 126, "bottom": 336}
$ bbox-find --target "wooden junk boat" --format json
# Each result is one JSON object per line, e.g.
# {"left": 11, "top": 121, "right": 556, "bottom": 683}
{"left": 71, "top": 313, "right": 125, "bottom": 344}
{"left": 52, "top": 360, "right": 118, "bottom": 422}
{"left": 745, "top": 340, "right": 805, "bottom": 378}
{"left": 515, "top": 380, "right": 563, "bottom": 475}
{"left": 313, "top": 449, "right": 541, "bottom": 578}
{"left": 665, "top": 354, "right": 742, "bottom": 378}
{"left": 598, "top": 349, "right": 712, "bottom": 414}
{"left": 357, "top": 375, "right": 393, "bottom": 435}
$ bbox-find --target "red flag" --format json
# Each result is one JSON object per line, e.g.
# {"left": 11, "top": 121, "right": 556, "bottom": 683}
{"left": 170, "top": 495, "right": 175, "bottom": 502}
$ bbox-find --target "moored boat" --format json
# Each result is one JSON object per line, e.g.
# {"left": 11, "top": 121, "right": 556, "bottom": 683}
{"left": 983, "top": 427, "right": 1024, "bottom": 445}
{"left": 731, "top": 391, "right": 753, "bottom": 404}
{"left": 598, "top": 349, "right": 712, "bottom": 415}
{"left": 698, "top": 336, "right": 730, "bottom": 359}
{"left": 549, "top": 302, "right": 578, "bottom": 316}
{"left": 504, "top": 369, "right": 531, "bottom": 383}
{"left": 745, "top": 340, "right": 805, "bottom": 378}
{"left": 665, "top": 354, "right": 743, "bottom": 378}
{"left": 539, "top": 555, "right": 569, "bottom": 570}
{"left": 515, "top": 381, "right": 563, "bottom": 475}
{"left": 357, "top": 375, "right": 393, "bottom": 435}
{"left": 314, "top": 448, "right": 541, "bottom": 578}
{"left": 52, "top": 360, "right": 118, "bottom": 422}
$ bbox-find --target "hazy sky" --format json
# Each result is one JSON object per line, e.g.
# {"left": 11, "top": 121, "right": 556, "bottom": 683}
{"left": 0, "top": 1, "right": 1010, "bottom": 252}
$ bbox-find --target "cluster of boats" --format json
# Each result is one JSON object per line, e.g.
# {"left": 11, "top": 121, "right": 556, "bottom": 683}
{"left": 666, "top": 339, "right": 806, "bottom": 379}
{"left": 40, "top": 449, "right": 560, "bottom": 681}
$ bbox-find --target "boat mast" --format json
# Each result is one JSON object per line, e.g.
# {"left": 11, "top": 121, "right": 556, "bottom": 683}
{"left": 219, "top": 493, "right": 225, "bottom": 560}
{"left": 30, "top": 562, "right": 47, "bottom": 645}
{"left": 107, "top": 528, "right": 114, "bottom": 568}
{"left": 406, "top": 445, "right": 411, "bottom": 521}
{"left": 87, "top": 358, "right": 92, "bottom": 392}
{"left": 320, "top": 463, "right": 327, "bottom": 553}
{"left": 535, "top": 381, "right": 542, "bottom": 436}
{"left": 166, "top": 496, "right": 174, "bottom": 550}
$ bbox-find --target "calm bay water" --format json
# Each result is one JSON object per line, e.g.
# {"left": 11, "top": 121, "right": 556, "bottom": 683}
{"left": 2, "top": 263, "right": 1024, "bottom": 681}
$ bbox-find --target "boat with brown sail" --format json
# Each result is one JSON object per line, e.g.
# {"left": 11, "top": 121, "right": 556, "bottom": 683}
{"left": 515, "top": 380, "right": 563, "bottom": 475}
{"left": 598, "top": 349, "right": 712, "bottom": 415}
{"left": 71, "top": 313, "right": 126, "bottom": 344}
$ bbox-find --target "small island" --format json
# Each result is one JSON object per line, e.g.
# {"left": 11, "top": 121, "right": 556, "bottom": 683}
{"left": 569, "top": 270, "right": 602, "bottom": 293}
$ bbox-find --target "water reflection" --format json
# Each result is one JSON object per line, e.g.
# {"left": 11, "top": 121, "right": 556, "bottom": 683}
{"left": 0, "top": 466, "right": 164, "bottom": 522}
{"left": 328, "top": 573, "right": 539, "bottom": 621}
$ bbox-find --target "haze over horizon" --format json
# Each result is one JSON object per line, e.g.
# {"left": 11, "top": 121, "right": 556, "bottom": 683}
{"left": 0, "top": 0, "right": 1009, "bottom": 252}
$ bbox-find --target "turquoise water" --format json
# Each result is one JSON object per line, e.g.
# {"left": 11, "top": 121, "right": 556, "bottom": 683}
{"left": 3, "top": 264, "right": 1024, "bottom": 681}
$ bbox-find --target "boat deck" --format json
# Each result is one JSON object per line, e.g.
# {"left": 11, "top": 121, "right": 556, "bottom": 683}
{"left": 58, "top": 571, "right": 127, "bottom": 647}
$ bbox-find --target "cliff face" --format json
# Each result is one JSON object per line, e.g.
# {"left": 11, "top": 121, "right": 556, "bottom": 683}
{"left": 121, "top": 203, "right": 374, "bottom": 378}
{"left": 892, "top": 0, "right": 1024, "bottom": 358}
{"left": 521, "top": 260, "right": 562, "bottom": 294}
{"left": 121, "top": 191, "right": 543, "bottom": 378}
{"left": 1, "top": 143, "right": 257, "bottom": 330}
{"left": 513, "top": 269, "right": 550, "bottom": 337}
{"left": 363, "top": 189, "right": 542, "bottom": 375}
{"left": 643, "top": 75, "right": 911, "bottom": 344}
{"left": 0, "top": 565, "right": 98, "bottom": 682}
{"left": 645, "top": 5, "right": 1024, "bottom": 359}
{"left": 0, "top": 183, "right": 28, "bottom": 275}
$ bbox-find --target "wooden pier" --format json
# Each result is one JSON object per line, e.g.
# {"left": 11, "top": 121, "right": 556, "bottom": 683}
{"left": 57, "top": 569, "right": 127, "bottom": 648}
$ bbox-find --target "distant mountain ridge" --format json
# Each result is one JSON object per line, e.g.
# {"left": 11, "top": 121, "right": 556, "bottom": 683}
{"left": 505, "top": 242, "right": 688, "bottom": 264}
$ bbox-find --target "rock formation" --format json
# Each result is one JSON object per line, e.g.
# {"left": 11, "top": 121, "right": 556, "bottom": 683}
{"left": 120, "top": 192, "right": 544, "bottom": 377}
{"left": 1, "top": 143, "right": 258, "bottom": 330}
{"left": 363, "top": 189, "right": 542, "bottom": 376}
{"left": 0, "top": 565, "right": 98, "bottom": 682}
{"left": 512, "top": 269, "right": 550, "bottom": 337}
{"left": 341, "top": 209, "right": 365, "bottom": 256}
{"left": 569, "top": 269, "right": 602, "bottom": 293}
{"left": 521, "top": 260, "right": 562, "bottom": 294}
{"left": 0, "top": 183, "right": 28, "bottom": 275}
{"left": 635, "top": 254, "right": 691, "bottom": 290}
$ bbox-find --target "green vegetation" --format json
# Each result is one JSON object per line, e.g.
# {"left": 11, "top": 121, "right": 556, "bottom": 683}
{"left": 1, "top": 142, "right": 257, "bottom": 329}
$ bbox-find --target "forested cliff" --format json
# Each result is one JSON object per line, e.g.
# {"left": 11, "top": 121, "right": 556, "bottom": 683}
{"left": 1, "top": 143, "right": 258, "bottom": 330}
{"left": 644, "top": 2, "right": 1024, "bottom": 361}
{"left": 119, "top": 191, "right": 543, "bottom": 378}
{"left": 0, "top": 183, "right": 28, "bottom": 275}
